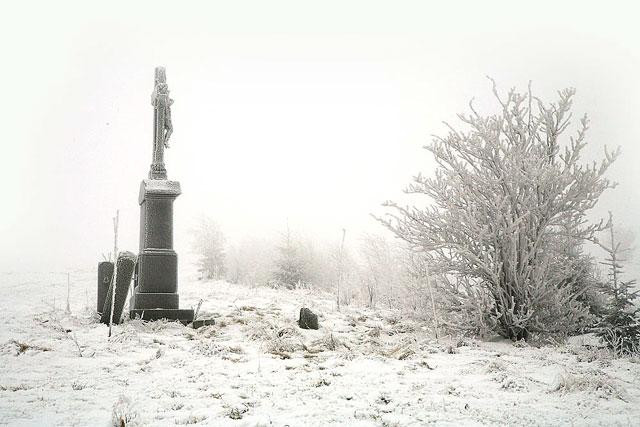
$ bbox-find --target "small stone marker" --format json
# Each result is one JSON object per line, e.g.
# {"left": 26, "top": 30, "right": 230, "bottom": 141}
{"left": 101, "top": 252, "right": 136, "bottom": 325}
{"left": 192, "top": 319, "right": 216, "bottom": 329}
{"left": 97, "top": 261, "right": 114, "bottom": 314}
{"left": 298, "top": 307, "right": 319, "bottom": 330}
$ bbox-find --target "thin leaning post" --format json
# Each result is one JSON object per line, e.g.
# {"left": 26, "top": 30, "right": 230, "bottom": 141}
{"left": 337, "top": 228, "right": 346, "bottom": 311}
{"left": 108, "top": 210, "right": 119, "bottom": 337}
{"left": 129, "top": 67, "right": 194, "bottom": 324}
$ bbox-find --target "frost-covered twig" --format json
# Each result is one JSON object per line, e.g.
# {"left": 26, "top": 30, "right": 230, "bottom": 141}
{"left": 193, "top": 299, "right": 204, "bottom": 321}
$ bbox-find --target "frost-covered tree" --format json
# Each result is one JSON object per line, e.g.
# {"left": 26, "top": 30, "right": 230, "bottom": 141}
{"left": 596, "top": 212, "right": 640, "bottom": 355}
{"left": 379, "top": 81, "right": 619, "bottom": 340}
{"left": 554, "top": 228, "right": 605, "bottom": 320}
{"left": 191, "top": 216, "right": 226, "bottom": 280}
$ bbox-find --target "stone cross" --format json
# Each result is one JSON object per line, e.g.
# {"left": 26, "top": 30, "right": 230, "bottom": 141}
{"left": 129, "top": 66, "right": 194, "bottom": 325}
{"left": 149, "top": 66, "right": 174, "bottom": 180}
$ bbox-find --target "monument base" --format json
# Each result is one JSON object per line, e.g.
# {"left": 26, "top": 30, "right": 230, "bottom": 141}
{"left": 130, "top": 308, "right": 194, "bottom": 325}
{"left": 130, "top": 291, "right": 179, "bottom": 309}
{"left": 130, "top": 178, "right": 188, "bottom": 324}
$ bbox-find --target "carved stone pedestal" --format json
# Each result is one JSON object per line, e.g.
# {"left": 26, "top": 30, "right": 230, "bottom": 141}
{"left": 129, "top": 179, "right": 194, "bottom": 324}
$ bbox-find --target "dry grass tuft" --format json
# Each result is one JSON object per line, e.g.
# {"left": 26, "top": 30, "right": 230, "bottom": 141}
{"left": 111, "top": 395, "right": 142, "bottom": 427}
{"left": 2, "top": 339, "right": 51, "bottom": 356}
{"left": 550, "top": 370, "right": 626, "bottom": 401}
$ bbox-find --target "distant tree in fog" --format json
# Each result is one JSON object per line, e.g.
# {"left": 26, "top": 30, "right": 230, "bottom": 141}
{"left": 225, "top": 237, "right": 276, "bottom": 286}
{"left": 359, "top": 233, "right": 402, "bottom": 308}
{"left": 191, "top": 216, "right": 226, "bottom": 280}
{"left": 273, "top": 225, "right": 307, "bottom": 289}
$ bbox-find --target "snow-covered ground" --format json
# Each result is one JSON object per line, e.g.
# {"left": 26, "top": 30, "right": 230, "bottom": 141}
{"left": 1, "top": 270, "right": 639, "bottom": 426}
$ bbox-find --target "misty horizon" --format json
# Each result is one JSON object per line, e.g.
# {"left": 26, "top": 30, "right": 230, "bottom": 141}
{"left": 1, "top": 1, "right": 639, "bottom": 276}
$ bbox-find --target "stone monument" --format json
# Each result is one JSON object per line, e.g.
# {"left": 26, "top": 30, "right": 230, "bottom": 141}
{"left": 129, "top": 67, "right": 194, "bottom": 324}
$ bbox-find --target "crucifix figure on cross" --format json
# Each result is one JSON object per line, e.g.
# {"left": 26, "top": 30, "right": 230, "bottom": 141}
{"left": 149, "top": 66, "right": 174, "bottom": 179}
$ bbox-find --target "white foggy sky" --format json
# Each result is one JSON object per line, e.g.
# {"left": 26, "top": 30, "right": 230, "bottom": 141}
{"left": 1, "top": 0, "right": 639, "bottom": 274}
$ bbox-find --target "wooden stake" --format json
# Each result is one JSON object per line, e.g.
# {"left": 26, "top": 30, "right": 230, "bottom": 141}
{"left": 425, "top": 263, "right": 440, "bottom": 340}
{"left": 108, "top": 209, "right": 119, "bottom": 338}
{"left": 65, "top": 273, "right": 71, "bottom": 314}
{"left": 337, "top": 228, "right": 346, "bottom": 311}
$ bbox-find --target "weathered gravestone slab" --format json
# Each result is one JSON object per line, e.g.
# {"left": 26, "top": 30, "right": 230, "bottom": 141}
{"left": 97, "top": 261, "right": 114, "bottom": 314}
{"left": 101, "top": 252, "right": 136, "bottom": 325}
{"left": 298, "top": 307, "right": 319, "bottom": 330}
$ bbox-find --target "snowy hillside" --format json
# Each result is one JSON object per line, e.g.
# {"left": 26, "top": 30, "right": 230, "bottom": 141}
{"left": 1, "top": 270, "right": 639, "bottom": 426}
